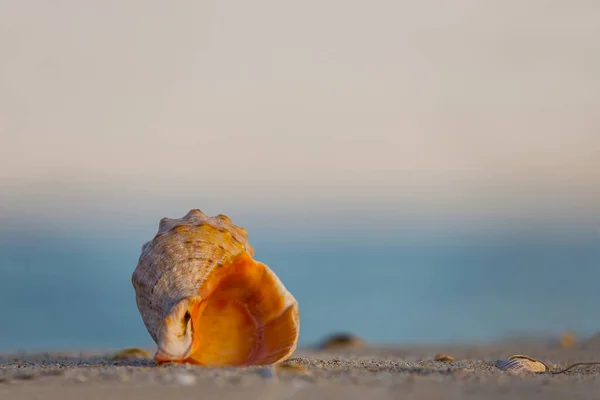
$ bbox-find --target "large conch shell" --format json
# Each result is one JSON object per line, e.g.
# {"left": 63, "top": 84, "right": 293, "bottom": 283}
{"left": 131, "top": 209, "right": 300, "bottom": 367}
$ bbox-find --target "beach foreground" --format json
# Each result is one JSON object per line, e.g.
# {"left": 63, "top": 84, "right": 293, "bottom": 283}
{"left": 2, "top": 338, "right": 600, "bottom": 400}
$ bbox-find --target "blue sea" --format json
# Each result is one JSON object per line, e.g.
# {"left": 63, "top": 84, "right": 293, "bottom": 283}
{"left": 0, "top": 228, "right": 598, "bottom": 352}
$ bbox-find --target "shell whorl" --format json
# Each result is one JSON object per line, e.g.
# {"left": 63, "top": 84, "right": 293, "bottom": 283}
{"left": 132, "top": 209, "right": 255, "bottom": 343}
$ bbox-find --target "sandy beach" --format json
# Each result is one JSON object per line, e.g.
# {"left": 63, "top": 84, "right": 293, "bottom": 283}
{"left": 2, "top": 1, "right": 600, "bottom": 399}
{"left": 2, "top": 336, "right": 600, "bottom": 400}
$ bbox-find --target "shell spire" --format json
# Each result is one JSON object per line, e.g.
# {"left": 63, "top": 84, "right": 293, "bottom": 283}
{"left": 132, "top": 209, "right": 299, "bottom": 367}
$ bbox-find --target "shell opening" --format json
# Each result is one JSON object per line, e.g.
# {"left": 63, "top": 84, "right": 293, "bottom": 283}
{"left": 164, "top": 252, "right": 299, "bottom": 367}
{"left": 154, "top": 297, "right": 199, "bottom": 363}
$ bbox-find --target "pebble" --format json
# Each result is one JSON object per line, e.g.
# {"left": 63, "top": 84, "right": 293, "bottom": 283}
{"left": 256, "top": 367, "right": 276, "bottom": 380}
{"left": 173, "top": 372, "right": 196, "bottom": 386}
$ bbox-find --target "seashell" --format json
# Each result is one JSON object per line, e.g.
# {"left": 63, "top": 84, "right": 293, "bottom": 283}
{"left": 318, "top": 333, "right": 366, "bottom": 350}
{"left": 111, "top": 348, "right": 152, "bottom": 361}
{"left": 496, "top": 355, "right": 549, "bottom": 374}
{"left": 559, "top": 330, "right": 577, "bottom": 349}
{"left": 434, "top": 354, "right": 455, "bottom": 362}
{"left": 131, "top": 209, "right": 300, "bottom": 367}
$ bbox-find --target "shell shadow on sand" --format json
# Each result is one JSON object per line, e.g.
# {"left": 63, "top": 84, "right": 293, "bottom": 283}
{"left": 316, "top": 333, "right": 367, "bottom": 351}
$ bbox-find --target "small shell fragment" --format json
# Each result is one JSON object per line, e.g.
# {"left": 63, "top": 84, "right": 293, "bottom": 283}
{"left": 112, "top": 348, "right": 153, "bottom": 361}
{"left": 434, "top": 354, "right": 455, "bottom": 362}
{"left": 497, "top": 355, "right": 549, "bottom": 374}
{"left": 274, "top": 362, "right": 310, "bottom": 375}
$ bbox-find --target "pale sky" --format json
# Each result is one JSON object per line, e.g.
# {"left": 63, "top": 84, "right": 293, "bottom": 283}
{"left": 1, "top": 0, "right": 599, "bottom": 234}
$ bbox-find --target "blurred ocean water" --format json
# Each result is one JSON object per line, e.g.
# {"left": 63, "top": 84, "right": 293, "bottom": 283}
{"left": 0, "top": 230, "right": 598, "bottom": 352}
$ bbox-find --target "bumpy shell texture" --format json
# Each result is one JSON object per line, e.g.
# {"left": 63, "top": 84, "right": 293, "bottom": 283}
{"left": 132, "top": 210, "right": 254, "bottom": 342}
{"left": 131, "top": 209, "right": 299, "bottom": 366}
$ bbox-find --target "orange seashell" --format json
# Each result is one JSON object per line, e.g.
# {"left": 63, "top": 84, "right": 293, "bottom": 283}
{"left": 131, "top": 209, "right": 300, "bottom": 367}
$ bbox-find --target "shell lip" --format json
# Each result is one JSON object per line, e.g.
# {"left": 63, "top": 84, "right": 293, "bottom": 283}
{"left": 154, "top": 342, "right": 193, "bottom": 364}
